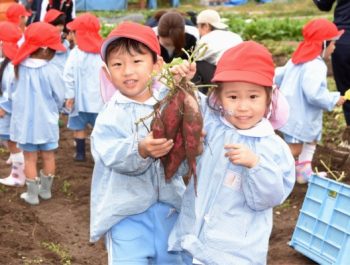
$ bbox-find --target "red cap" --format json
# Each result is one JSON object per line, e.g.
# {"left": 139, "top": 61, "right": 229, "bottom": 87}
{"left": 67, "top": 13, "right": 102, "bottom": 53}
{"left": 12, "top": 22, "right": 66, "bottom": 66}
{"left": 212, "top": 41, "right": 274, "bottom": 87}
{"left": 6, "top": 3, "right": 31, "bottom": 24}
{"left": 100, "top": 21, "right": 161, "bottom": 62}
{"left": 292, "top": 18, "right": 344, "bottom": 64}
{"left": 44, "top": 9, "right": 64, "bottom": 23}
{"left": 0, "top": 21, "right": 22, "bottom": 60}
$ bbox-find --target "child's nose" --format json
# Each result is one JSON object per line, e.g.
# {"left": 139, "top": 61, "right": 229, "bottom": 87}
{"left": 123, "top": 64, "right": 134, "bottom": 75}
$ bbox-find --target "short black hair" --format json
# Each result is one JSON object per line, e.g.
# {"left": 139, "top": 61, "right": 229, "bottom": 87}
{"left": 50, "top": 14, "right": 66, "bottom": 27}
{"left": 105, "top": 38, "right": 158, "bottom": 64}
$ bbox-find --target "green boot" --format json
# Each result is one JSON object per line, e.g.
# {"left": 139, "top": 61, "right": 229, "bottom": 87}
{"left": 20, "top": 178, "right": 40, "bottom": 205}
{"left": 39, "top": 170, "right": 54, "bottom": 200}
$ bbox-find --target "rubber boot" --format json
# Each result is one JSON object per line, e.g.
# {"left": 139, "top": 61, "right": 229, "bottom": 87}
{"left": 74, "top": 138, "right": 86, "bottom": 161}
{"left": 38, "top": 170, "right": 54, "bottom": 200}
{"left": 296, "top": 161, "right": 326, "bottom": 184}
{"left": 20, "top": 178, "right": 40, "bottom": 205}
{"left": 0, "top": 162, "right": 25, "bottom": 187}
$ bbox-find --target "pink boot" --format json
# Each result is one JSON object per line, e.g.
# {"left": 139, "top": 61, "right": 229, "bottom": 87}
{"left": 0, "top": 162, "right": 25, "bottom": 187}
{"left": 295, "top": 161, "right": 327, "bottom": 184}
{"left": 6, "top": 154, "right": 12, "bottom": 165}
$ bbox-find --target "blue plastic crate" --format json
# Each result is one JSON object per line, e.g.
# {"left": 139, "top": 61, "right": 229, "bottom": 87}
{"left": 289, "top": 174, "right": 350, "bottom": 264}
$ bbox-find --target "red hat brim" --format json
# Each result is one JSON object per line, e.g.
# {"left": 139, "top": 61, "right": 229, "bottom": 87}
{"left": 2, "top": 42, "right": 18, "bottom": 60}
{"left": 12, "top": 40, "right": 66, "bottom": 66}
{"left": 212, "top": 69, "right": 273, "bottom": 87}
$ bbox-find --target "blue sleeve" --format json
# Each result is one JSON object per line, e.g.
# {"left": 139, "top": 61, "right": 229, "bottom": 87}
{"left": 48, "top": 64, "right": 66, "bottom": 111}
{"left": 274, "top": 65, "right": 286, "bottom": 88}
{"left": 313, "top": 0, "right": 335, "bottom": 11}
{"left": 302, "top": 62, "right": 340, "bottom": 111}
{"left": 241, "top": 137, "right": 295, "bottom": 211}
{"left": 91, "top": 107, "right": 154, "bottom": 175}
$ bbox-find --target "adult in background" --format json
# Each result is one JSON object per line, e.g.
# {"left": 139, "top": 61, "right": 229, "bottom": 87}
{"left": 313, "top": 0, "right": 350, "bottom": 138}
{"left": 193, "top": 9, "right": 242, "bottom": 89}
{"left": 153, "top": 11, "right": 199, "bottom": 63}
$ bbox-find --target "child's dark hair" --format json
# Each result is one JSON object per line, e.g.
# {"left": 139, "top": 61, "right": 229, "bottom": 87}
{"left": 105, "top": 38, "right": 158, "bottom": 64}
{"left": 49, "top": 14, "right": 66, "bottom": 27}
{"left": 207, "top": 83, "right": 272, "bottom": 113}
{"left": 14, "top": 48, "right": 56, "bottom": 79}
{"left": 0, "top": 57, "right": 11, "bottom": 96}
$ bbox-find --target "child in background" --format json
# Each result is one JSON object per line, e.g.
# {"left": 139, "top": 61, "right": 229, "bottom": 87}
{"left": 90, "top": 22, "right": 190, "bottom": 264}
{"left": 10, "top": 22, "right": 66, "bottom": 205}
{"left": 168, "top": 41, "right": 295, "bottom": 265}
{"left": 5, "top": 3, "right": 31, "bottom": 32}
{"left": 44, "top": 8, "right": 72, "bottom": 72}
{"left": 63, "top": 13, "right": 104, "bottom": 161}
{"left": 0, "top": 22, "right": 25, "bottom": 187}
{"left": 275, "top": 18, "right": 345, "bottom": 184}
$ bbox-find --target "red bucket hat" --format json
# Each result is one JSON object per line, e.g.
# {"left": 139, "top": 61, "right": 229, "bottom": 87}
{"left": 212, "top": 41, "right": 274, "bottom": 87}
{"left": 66, "top": 13, "right": 103, "bottom": 54}
{"left": 0, "top": 21, "right": 22, "bottom": 60}
{"left": 44, "top": 9, "right": 64, "bottom": 23}
{"left": 12, "top": 22, "right": 66, "bottom": 66}
{"left": 6, "top": 3, "right": 31, "bottom": 24}
{"left": 292, "top": 18, "right": 344, "bottom": 64}
{"left": 100, "top": 21, "right": 161, "bottom": 62}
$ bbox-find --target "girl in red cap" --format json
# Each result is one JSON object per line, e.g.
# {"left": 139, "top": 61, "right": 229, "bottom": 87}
{"left": 10, "top": 22, "right": 66, "bottom": 205}
{"left": 63, "top": 13, "right": 104, "bottom": 161}
{"left": 275, "top": 18, "right": 346, "bottom": 184}
{"left": 0, "top": 21, "right": 25, "bottom": 187}
{"left": 168, "top": 41, "right": 295, "bottom": 265}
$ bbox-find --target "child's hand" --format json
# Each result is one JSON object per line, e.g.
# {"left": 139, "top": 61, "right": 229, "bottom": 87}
{"left": 336, "top": 96, "right": 346, "bottom": 106}
{"left": 197, "top": 130, "right": 206, "bottom": 155}
{"left": 0, "top": 108, "right": 6, "bottom": 118}
{"left": 224, "top": 143, "right": 259, "bottom": 168}
{"left": 65, "top": 99, "right": 74, "bottom": 111}
{"left": 170, "top": 60, "right": 196, "bottom": 82}
{"left": 138, "top": 132, "right": 174, "bottom": 159}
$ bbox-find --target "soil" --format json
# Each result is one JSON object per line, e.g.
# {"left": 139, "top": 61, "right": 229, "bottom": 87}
{"left": 1, "top": 116, "right": 350, "bottom": 265}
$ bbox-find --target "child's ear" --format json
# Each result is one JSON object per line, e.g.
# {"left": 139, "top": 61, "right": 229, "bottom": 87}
{"left": 102, "top": 63, "right": 112, "bottom": 81}
{"left": 153, "top": 55, "right": 164, "bottom": 73}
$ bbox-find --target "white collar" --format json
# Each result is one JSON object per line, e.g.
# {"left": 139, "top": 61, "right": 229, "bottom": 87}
{"left": 21, "top": 58, "right": 48, "bottom": 68}
{"left": 111, "top": 86, "right": 162, "bottom": 106}
{"left": 220, "top": 116, "right": 275, "bottom": 137}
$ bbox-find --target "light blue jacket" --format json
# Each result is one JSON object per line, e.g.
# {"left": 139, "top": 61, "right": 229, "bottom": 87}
{"left": 63, "top": 47, "right": 104, "bottom": 117}
{"left": 51, "top": 39, "right": 70, "bottom": 73}
{"left": 10, "top": 58, "right": 65, "bottom": 144}
{"left": 275, "top": 57, "right": 340, "bottom": 142}
{"left": 0, "top": 61, "right": 14, "bottom": 136}
{"left": 90, "top": 85, "right": 187, "bottom": 243}
{"left": 168, "top": 108, "right": 295, "bottom": 265}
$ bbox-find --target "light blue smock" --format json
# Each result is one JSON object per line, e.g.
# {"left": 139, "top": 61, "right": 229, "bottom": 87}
{"left": 90, "top": 85, "right": 187, "bottom": 243}
{"left": 50, "top": 39, "right": 71, "bottom": 73}
{"left": 0, "top": 61, "right": 15, "bottom": 136}
{"left": 275, "top": 57, "right": 340, "bottom": 142}
{"left": 63, "top": 47, "right": 104, "bottom": 117}
{"left": 168, "top": 108, "right": 295, "bottom": 265}
{"left": 10, "top": 58, "right": 65, "bottom": 145}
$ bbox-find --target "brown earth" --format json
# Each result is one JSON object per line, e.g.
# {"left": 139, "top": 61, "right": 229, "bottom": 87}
{"left": 0, "top": 116, "right": 349, "bottom": 265}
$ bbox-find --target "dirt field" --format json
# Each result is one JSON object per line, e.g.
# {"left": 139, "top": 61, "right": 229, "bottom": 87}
{"left": 0, "top": 116, "right": 349, "bottom": 265}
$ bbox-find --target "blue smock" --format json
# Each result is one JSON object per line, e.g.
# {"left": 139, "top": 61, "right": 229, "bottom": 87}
{"left": 0, "top": 61, "right": 14, "bottom": 136}
{"left": 90, "top": 85, "right": 187, "bottom": 242}
{"left": 168, "top": 108, "right": 295, "bottom": 265}
{"left": 63, "top": 47, "right": 104, "bottom": 117}
{"left": 10, "top": 58, "right": 65, "bottom": 145}
{"left": 275, "top": 57, "right": 340, "bottom": 142}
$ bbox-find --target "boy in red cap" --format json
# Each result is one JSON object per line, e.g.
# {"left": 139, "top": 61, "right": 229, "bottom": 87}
{"left": 63, "top": 13, "right": 104, "bottom": 161}
{"left": 0, "top": 21, "right": 25, "bottom": 187}
{"left": 168, "top": 41, "right": 295, "bottom": 265}
{"left": 11, "top": 22, "right": 66, "bottom": 205}
{"left": 275, "top": 18, "right": 346, "bottom": 184}
{"left": 6, "top": 3, "right": 31, "bottom": 32}
{"left": 90, "top": 21, "right": 193, "bottom": 264}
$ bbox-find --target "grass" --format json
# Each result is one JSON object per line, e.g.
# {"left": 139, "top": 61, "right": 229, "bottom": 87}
{"left": 42, "top": 242, "right": 72, "bottom": 265}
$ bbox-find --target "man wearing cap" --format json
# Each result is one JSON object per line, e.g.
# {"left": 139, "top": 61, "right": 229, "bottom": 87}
{"left": 192, "top": 9, "right": 242, "bottom": 89}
